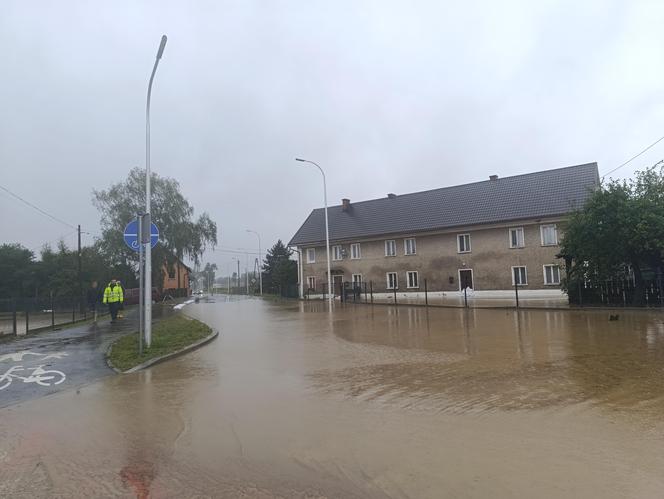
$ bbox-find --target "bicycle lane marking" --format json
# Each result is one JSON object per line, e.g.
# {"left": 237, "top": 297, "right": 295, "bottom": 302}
{"left": 0, "top": 351, "right": 68, "bottom": 391}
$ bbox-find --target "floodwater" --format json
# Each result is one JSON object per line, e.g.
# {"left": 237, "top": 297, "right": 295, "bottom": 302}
{"left": 1, "top": 297, "right": 664, "bottom": 498}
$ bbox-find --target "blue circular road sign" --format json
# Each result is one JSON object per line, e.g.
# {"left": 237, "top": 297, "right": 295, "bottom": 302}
{"left": 123, "top": 220, "right": 159, "bottom": 252}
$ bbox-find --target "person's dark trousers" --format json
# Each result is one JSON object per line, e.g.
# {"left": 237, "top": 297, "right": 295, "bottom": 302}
{"left": 109, "top": 302, "right": 119, "bottom": 322}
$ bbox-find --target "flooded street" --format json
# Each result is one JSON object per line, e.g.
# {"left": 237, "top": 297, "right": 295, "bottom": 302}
{"left": 1, "top": 297, "right": 664, "bottom": 498}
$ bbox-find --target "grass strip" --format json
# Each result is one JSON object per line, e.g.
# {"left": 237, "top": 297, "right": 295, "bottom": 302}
{"left": 108, "top": 314, "right": 212, "bottom": 371}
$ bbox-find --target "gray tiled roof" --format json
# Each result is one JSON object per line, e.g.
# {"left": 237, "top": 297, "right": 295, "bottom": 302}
{"left": 289, "top": 162, "right": 599, "bottom": 246}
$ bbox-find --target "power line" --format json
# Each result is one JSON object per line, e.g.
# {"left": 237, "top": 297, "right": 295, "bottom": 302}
{"left": 0, "top": 184, "right": 76, "bottom": 229}
{"left": 29, "top": 231, "right": 77, "bottom": 252}
{"left": 602, "top": 134, "right": 664, "bottom": 179}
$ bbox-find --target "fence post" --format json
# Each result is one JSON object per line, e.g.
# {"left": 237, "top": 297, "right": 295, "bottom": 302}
{"left": 50, "top": 291, "right": 55, "bottom": 329}
{"left": 72, "top": 300, "right": 76, "bottom": 323}
{"left": 370, "top": 281, "right": 374, "bottom": 304}
{"left": 393, "top": 286, "right": 397, "bottom": 305}
{"left": 658, "top": 267, "right": 663, "bottom": 307}
{"left": 25, "top": 307, "right": 29, "bottom": 334}
{"left": 323, "top": 283, "right": 326, "bottom": 302}
{"left": 464, "top": 287, "right": 468, "bottom": 308}
{"left": 578, "top": 280, "right": 583, "bottom": 307}
{"left": 424, "top": 279, "right": 428, "bottom": 307}
{"left": 514, "top": 280, "right": 519, "bottom": 308}
{"left": 364, "top": 282, "right": 368, "bottom": 303}
{"left": 12, "top": 299, "right": 17, "bottom": 335}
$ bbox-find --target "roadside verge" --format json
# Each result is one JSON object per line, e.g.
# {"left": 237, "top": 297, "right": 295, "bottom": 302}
{"left": 106, "top": 314, "right": 218, "bottom": 374}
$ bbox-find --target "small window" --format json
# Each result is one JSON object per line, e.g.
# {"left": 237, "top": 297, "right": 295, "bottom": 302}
{"left": 509, "top": 227, "right": 525, "bottom": 248}
{"left": 168, "top": 268, "right": 176, "bottom": 279}
{"left": 306, "top": 248, "right": 316, "bottom": 263}
{"left": 352, "top": 274, "right": 362, "bottom": 286}
{"left": 350, "top": 243, "right": 361, "bottom": 259}
{"left": 404, "top": 238, "right": 417, "bottom": 255}
{"left": 540, "top": 224, "right": 558, "bottom": 246}
{"left": 386, "top": 272, "right": 398, "bottom": 290}
{"left": 512, "top": 266, "right": 527, "bottom": 286}
{"left": 457, "top": 234, "right": 471, "bottom": 253}
{"left": 307, "top": 276, "right": 316, "bottom": 290}
{"left": 332, "top": 245, "right": 343, "bottom": 261}
{"left": 407, "top": 271, "right": 419, "bottom": 288}
{"left": 385, "top": 240, "right": 396, "bottom": 257}
{"left": 543, "top": 265, "right": 561, "bottom": 285}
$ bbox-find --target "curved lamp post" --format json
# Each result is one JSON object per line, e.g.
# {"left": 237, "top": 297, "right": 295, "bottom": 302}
{"left": 144, "top": 34, "right": 167, "bottom": 348}
{"left": 295, "top": 158, "right": 332, "bottom": 308}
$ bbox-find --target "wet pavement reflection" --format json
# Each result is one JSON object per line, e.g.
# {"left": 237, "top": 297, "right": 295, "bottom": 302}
{"left": 1, "top": 297, "right": 664, "bottom": 498}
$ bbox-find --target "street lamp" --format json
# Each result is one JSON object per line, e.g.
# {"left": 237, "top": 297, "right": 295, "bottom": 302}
{"left": 144, "top": 34, "right": 167, "bottom": 349}
{"left": 232, "top": 256, "right": 241, "bottom": 293}
{"left": 295, "top": 158, "right": 332, "bottom": 307}
{"left": 246, "top": 229, "right": 263, "bottom": 295}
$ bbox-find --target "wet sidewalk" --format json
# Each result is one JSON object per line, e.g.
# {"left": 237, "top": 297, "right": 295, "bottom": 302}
{"left": 0, "top": 307, "right": 144, "bottom": 408}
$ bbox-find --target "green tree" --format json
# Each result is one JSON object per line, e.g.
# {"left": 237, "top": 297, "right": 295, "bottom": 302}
{"left": 92, "top": 168, "right": 218, "bottom": 290}
{"left": 561, "top": 166, "right": 664, "bottom": 305}
{"left": 262, "top": 240, "right": 298, "bottom": 296}
{"left": 0, "top": 244, "right": 36, "bottom": 298}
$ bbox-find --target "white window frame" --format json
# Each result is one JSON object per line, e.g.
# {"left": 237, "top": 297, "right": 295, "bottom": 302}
{"left": 386, "top": 272, "right": 398, "bottom": 290}
{"left": 511, "top": 266, "right": 528, "bottom": 286}
{"left": 509, "top": 227, "right": 525, "bottom": 249}
{"left": 406, "top": 271, "right": 419, "bottom": 288}
{"left": 458, "top": 268, "right": 474, "bottom": 291}
{"left": 457, "top": 233, "right": 471, "bottom": 253}
{"left": 540, "top": 224, "right": 558, "bottom": 246}
{"left": 350, "top": 243, "right": 361, "bottom": 260}
{"left": 543, "top": 264, "right": 561, "bottom": 285}
{"left": 332, "top": 245, "right": 343, "bottom": 261}
{"left": 352, "top": 274, "right": 362, "bottom": 285}
{"left": 306, "top": 248, "right": 316, "bottom": 264}
{"left": 404, "top": 238, "right": 417, "bottom": 255}
{"left": 307, "top": 276, "right": 316, "bottom": 290}
{"left": 385, "top": 239, "right": 396, "bottom": 257}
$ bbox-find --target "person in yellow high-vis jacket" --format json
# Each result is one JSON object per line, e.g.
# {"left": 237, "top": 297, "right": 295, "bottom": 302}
{"left": 103, "top": 279, "right": 124, "bottom": 323}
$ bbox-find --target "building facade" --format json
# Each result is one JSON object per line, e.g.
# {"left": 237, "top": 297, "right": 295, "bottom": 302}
{"left": 289, "top": 163, "right": 599, "bottom": 298}
{"left": 162, "top": 259, "right": 191, "bottom": 296}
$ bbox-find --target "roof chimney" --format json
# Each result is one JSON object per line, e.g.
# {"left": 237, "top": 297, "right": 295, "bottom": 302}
{"left": 342, "top": 198, "right": 351, "bottom": 212}
{"left": 489, "top": 175, "right": 499, "bottom": 181}
{"left": 387, "top": 193, "right": 397, "bottom": 199}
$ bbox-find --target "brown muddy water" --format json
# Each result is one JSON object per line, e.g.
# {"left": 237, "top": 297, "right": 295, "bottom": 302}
{"left": 1, "top": 297, "right": 664, "bottom": 498}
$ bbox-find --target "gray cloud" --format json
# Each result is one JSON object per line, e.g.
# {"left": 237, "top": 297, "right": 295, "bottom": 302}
{"left": 2, "top": 0, "right": 664, "bottom": 276}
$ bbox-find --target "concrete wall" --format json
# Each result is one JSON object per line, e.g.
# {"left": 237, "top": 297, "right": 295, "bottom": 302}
{"left": 299, "top": 219, "right": 565, "bottom": 293}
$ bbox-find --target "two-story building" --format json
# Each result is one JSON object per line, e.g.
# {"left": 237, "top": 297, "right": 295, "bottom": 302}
{"left": 289, "top": 162, "right": 599, "bottom": 299}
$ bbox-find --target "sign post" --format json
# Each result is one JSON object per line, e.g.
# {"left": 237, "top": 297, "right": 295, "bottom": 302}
{"left": 124, "top": 218, "right": 159, "bottom": 352}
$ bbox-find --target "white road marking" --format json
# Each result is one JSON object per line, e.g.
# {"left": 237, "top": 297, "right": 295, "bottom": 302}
{"left": 0, "top": 351, "right": 68, "bottom": 363}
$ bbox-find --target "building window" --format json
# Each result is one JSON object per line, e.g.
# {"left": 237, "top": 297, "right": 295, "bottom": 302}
{"left": 352, "top": 274, "right": 362, "bottom": 286}
{"left": 509, "top": 227, "right": 525, "bottom": 248}
{"left": 168, "top": 268, "right": 176, "bottom": 279}
{"left": 512, "top": 266, "right": 528, "bottom": 286}
{"left": 457, "top": 234, "right": 471, "bottom": 253}
{"left": 540, "top": 224, "right": 558, "bottom": 246}
{"left": 404, "top": 238, "right": 417, "bottom": 255}
{"left": 307, "top": 276, "right": 316, "bottom": 290}
{"left": 350, "top": 243, "right": 361, "bottom": 259}
{"left": 332, "top": 245, "right": 343, "bottom": 261}
{"left": 306, "top": 248, "right": 316, "bottom": 263}
{"left": 385, "top": 239, "right": 396, "bottom": 257}
{"left": 543, "top": 264, "right": 561, "bottom": 285}
{"left": 386, "top": 272, "right": 398, "bottom": 290}
{"left": 407, "top": 271, "right": 419, "bottom": 288}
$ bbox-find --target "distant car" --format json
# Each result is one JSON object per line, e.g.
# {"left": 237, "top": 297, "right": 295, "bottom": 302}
{"left": 195, "top": 290, "right": 204, "bottom": 295}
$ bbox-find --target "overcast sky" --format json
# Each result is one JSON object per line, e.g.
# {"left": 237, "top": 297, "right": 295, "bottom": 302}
{"left": 2, "top": 0, "right": 664, "bottom": 276}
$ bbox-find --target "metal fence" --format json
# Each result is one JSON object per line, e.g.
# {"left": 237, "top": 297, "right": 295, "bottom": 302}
{"left": 302, "top": 278, "right": 664, "bottom": 309}
{"left": 0, "top": 293, "right": 107, "bottom": 337}
{"left": 568, "top": 278, "right": 664, "bottom": 307}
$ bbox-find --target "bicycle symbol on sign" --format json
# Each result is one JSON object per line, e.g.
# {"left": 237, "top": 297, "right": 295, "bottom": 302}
{"left": 0, "top": 365, "right": 66, "bottom": 391}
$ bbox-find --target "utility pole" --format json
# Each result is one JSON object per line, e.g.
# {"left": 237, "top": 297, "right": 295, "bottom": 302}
{"left": 77, "top": 224, "right": 82, "bottom": 310}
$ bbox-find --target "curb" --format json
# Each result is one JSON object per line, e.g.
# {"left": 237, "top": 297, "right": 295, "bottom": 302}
{"left": 106, "top": 329, "right": 219, "bottom": 374}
